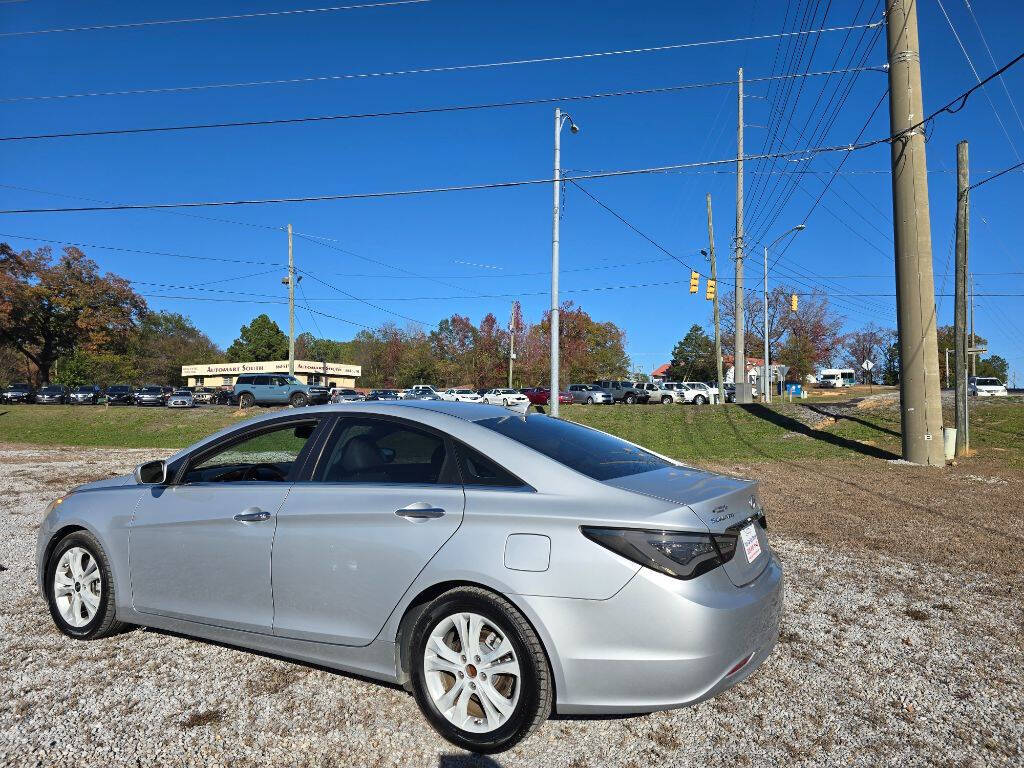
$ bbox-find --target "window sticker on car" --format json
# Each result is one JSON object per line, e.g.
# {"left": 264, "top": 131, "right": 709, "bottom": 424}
{"left": 740, "top": 523, "right": 761, "bottom": 562}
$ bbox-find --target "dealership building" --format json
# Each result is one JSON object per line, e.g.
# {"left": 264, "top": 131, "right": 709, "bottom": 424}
{"left": 181, "top": 360, "right": 361, "bottom": 389}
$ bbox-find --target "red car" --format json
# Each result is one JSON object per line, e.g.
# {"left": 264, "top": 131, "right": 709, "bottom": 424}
{"left": 521, "top": 387, "right": 573, "bottom": 405}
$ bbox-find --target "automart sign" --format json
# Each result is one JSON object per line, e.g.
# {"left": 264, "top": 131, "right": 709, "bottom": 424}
{"left": 181, "top": 360, "right": 361, "bottom": 377}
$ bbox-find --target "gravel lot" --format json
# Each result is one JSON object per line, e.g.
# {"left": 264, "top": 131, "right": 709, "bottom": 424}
{"left": 2, "top": 446, "right": 1022, "bottom": 767}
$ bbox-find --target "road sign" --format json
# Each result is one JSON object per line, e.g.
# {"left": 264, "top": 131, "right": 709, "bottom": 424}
{"left": 861, "top": 359, "right": 875, "bottom": 371}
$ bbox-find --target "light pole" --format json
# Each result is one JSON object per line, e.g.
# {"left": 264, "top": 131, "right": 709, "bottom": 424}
{"left": 763, "top": 224, "right": 805, "bottom": 403}
{"left": 550, "top": 107, "right": 579, "bottom": 417}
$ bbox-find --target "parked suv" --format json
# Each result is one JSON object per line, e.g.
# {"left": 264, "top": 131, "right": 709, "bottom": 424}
{"left": 105, "top": 385, "right": 135, "bottom": 405}
{"left": 233, "top": 374, "right": 329, "bottom": 408}
{"left": 134, "top": 385, "right": 166, "bottom": 407}
{"left": 1, "top": 383, "right": 35, "bottom": 403}
{"left": 593, "top": 380, "right": 646, "bottom": 404}
{"left": 637, "top": 381, "right": 684, "bottom": 404}
{"left": 35, "top": 385, "right": 68, "bottom": 405}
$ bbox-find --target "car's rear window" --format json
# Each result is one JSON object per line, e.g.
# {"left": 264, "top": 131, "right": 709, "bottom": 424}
{"left": 476, "top": 414, "right": 671, "bottom": 481}
{"left": 976, "top": 378, "right": 1001, "bottom": 386}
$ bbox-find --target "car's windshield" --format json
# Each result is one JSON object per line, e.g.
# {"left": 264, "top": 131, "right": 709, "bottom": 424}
{"left": 456, "top": 389, "right": 474, "bottom": 394}
{"left": 74, "top": 386, "right": 93, "bottom": 393}
{"left": 141, "top": 386, "right": 162, "bottom": 394}
{"left": 10, "top": 383, "right": 30, "bottom": 390}
{"left": 976, "top": 378, "right": 1001, "bottom": 386}
{"left": 109, "top": 386, "right": 130, "bottom": 393}
{"left": 477, "top": 414, "right": 672, "bottom": 481}
{"left": 172, "top": 390, "right": 190, "bottom": 395}
{"left": 40, "top": 386, "right": 61, "bottom": 393}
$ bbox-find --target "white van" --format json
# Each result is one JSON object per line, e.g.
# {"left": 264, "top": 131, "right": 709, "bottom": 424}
{"left": 818, "top": 368, "right": 856, "bottom": 388}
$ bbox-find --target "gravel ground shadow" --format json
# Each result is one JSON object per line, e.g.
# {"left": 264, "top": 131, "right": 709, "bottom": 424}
{"left": 740, "top": 403, "right": 900, "bottom": 460}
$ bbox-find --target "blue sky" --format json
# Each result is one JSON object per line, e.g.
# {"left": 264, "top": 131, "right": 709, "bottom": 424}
{"left": 2, "top": 0, "right": 1023, "bottom": 383}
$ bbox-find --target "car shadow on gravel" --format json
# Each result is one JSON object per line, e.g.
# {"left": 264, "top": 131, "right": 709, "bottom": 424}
{"left": 741, "top": 404, "right": 900, "bottom": 460}
{"left": 439, "top": 756, "right": 504, "bottom": 768}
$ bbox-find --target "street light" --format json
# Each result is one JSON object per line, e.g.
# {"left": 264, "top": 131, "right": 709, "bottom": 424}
{"left": 763, "top": 224, "right": 806, "bottom": 403}
{"left": 550, "top": 107, "right": 580, "bottom": 417}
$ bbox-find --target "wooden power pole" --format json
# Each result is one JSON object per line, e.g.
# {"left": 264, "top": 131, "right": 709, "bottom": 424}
{"left": 734, "top": 67, "right": 750, "bottom": 402}
{"left": 885, "top": 0, "right": 945, "bottom": 465}
{"left": 954, "top": 140, "right": 969, "bottom": 456}
{"left": 287, "top": 223, "right": 295, "bottom": 377}
{"left": 707, "top": 193, "right": 725, "bottom": 403}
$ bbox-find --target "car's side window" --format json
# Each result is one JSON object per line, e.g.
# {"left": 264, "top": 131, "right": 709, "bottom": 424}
{"left": 182, "top": 420, "right": 319, "bottom": 484}
{"left": 455, "top": 443, "right": 526, "bottom": 489}
{"left": 253, "top": 375, "right": 270, "bottom": 386}
{"left": 314, "top": 418, "right": 455, "bottom": 485}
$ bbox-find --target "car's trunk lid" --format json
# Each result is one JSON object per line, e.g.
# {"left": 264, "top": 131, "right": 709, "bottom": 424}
{"left": 604, "top": 466, "right": 770, "bottom": 586}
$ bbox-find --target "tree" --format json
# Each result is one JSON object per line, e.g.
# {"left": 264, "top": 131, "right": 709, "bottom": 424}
{"left": 776, "top": 290, "right": 844, "bottom": 379}
{"left": 719, "top": 286, "right": 791, "bottom": 363}
{"left": 841, "top": 324, "right": 890, "bottom": 384}
{"left": 881, "top": 335, "right": 900, "bottom": 385}
{"left": 0, "top": 244, "right": 146, "bottom": 384}
{"left": 666, "top": 325, "right": 716, "bottom": 381}
{"left": 226, "top": 314, "right": 288, "bottom": 362}
{"left": 976, "top": 355, "right": 1008, "bottom": 381}
{"left": 127, "top": 311, "right": 223, "bottom": 384}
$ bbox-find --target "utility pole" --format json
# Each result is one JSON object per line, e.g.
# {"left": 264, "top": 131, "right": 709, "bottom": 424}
{"left": 287, "top": 223, "right": 295, "bottom": 377}
{"left": 955, "top": 140, "right": 969, "bottom": 457}
{"left": 706, "top": 193, "right": 725, "bottom": 403}
{"left": 508, "top": 302, "right": 516, "bottom": 388}
{"left": 885, "top": 0, "right": 945, "bottom": 465}
{"left": 970, "top": 274, "right": 976, "bottom": 378}
{"left": 734, "top": 67, "right": 749, "bottom": 403}
{"left": 944, "top": 347, "right": 950, "bottom": 389}
{"left": 550, "top": 107, "right": 579, "bottom": 418}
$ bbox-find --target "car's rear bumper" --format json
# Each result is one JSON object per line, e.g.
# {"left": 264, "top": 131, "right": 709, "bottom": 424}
{"left": 517, "top": 553, "right": 783, "bottom": 714}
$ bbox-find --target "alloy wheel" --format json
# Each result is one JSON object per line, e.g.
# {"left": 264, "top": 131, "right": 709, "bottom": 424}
{"left": 53, "top": 546, "right": 101, "bottom": 628}
{"left": 423, "top": 612, "right": 521, "bottom": 734}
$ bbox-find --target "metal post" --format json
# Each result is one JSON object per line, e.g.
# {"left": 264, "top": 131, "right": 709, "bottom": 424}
{"left": 955, "top": 141, "right": 969, "bottom": 457}
{"left": 287, "top": 223, "right": 295, "bottom": 377}
{"left": 763, "top": 244, "right": 770, "bottom": 403}
{"left": 707, "top": 193, "right": 725, "bottom": 404}
{"left": 734, "top": 67, "right": 748, "bottom": 402}
{"left": 970, "top": 274, "right": 976, "bottom": 378}
{"left": 885, "top": 0, "right": 945, "bottom": 465}
{"left": 550, "top": 108, "right": 562, "bottom": 417}
{"left": 508, "top": 303, "right": 516, "bottom": 389}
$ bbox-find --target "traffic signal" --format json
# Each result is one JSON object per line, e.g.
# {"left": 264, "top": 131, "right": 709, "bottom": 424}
{"left": 705, "top": 278, "right": 716, "bottom": 300}
{"left": 790, "top": 293, "right": 798, "bottom": 312}
{"left": 689, "top": 270, "right": 700, "bottom": 294}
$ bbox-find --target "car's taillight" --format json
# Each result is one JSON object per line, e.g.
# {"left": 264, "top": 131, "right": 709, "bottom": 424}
{"left": 581, "top": 526, "right": 737, "bottom": 580}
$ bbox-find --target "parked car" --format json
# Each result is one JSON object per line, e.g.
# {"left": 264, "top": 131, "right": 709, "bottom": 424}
{"left": 441, "top": 388, "right": 483, "bottom": 403}
{"left": 213, "top": 387, "right": 237, "bottom": 406}
{"left": 1, "top": 382, "right": 36, "bottom": 403}
{"left": 636, "top": 382, "right": 684, "bottom": 404}
{"left": 37, "top": 400, "right": 781, "bottom": 753}
{"left": 167, "top": 389, "right": 195, "bottom": 409}
{"left": 233, "top": 374, "right": 330, "bottom": 409}
{"left": 405, "top": 385, "right": 442, "bottom": 399}
{"left": 567, "top": 384, "right": 613, "bottom": 404}
{"left": 520, "top": 387, "right": 572, "bottom": 406}
{"left": 192, "top": 387, "right": 216, "bottom": 405}
{"left": 105, "top": 385, "right": 135, "bottom": 406}
{"left": 134, "top": 386, "right": 166, "bottom": 407}
{"left": 969, "top": 377, "right": 1008, "bottom": 397}
{"left": 719, "top": 383, "right": 758, "bottom": 403}
{"left": 331, "top": 388, "right": 365, "bottom": 403}
{"left": 593, "top": 380, "right": 646, "bottom": 404}
{"left": 35, "top": 385, "right": 68, "bottom": 405}
{"left": 482, "top": 388, "right": 530, "bottom": 407}
{"left": 160, "top": 386, "right": 174, "bottom": 404}
{"left": 680, "top": 381, "right": 718, "bottom": 405}
{"left": 365, "top": 389, "right": 401, "bottom": 401}
{"left": 68, "top": 385, "right": 102, "bottom": 405}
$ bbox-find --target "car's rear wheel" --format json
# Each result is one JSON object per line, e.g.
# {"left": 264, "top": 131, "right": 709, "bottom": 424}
{"left": 586, "top": 396, "right": 594, "bottom": 404}
{"left": 693, "top": 394, "right": 707, "bottom": 405}
{"left": 502, "top": 398, "right": 509, "bottom": 406}
{"left": 239, "top": 392, "right": 255, "bottom": 409}
{"left": 410, "top": 587, "right": 551, "bottom": 754}
{"left": 45, "top": 531, "right": 123, "bottom": 640}
{"left": 290, "top": 392, "right": 308, "bottom": 408}
{"left": 661, "top": 395, "right": 672, "bottom": 404}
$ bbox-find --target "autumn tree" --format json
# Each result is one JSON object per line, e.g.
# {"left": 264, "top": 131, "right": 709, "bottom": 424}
{"left": 841, "top": 324, "right": 890, "bottom": 383}
{"left": 0, "top": 244, "right": 146, "bottom": 384}
{"left": 776, "top": 291, "right": 844, "bottom": 380}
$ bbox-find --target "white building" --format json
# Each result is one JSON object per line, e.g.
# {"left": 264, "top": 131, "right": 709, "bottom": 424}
{"left": 182, "top": 359, "right": 361, "bottom": 388}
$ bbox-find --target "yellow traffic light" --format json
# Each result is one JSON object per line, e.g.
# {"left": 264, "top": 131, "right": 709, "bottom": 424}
{"left": 689, "top": 270, "right": 700, "bottom": 294}
{"left": 705, "top": 278, "right": 716, "bottom": 300}
{"left": 790, "top": 293, "right": 798, "bottom": 312}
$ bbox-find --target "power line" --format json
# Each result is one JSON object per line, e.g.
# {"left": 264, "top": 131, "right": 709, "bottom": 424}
{"left": 0, "top": 66, "right": 885, "bottom": 142}
{"left": 961, "top": 0, "right": 1024, "bottom": 137}
{"left": 295, "top": 267, "right": 427, "bottom": 325}
{"left": 0, "top": 0, "right": 430, "bottom": 37}
{"left": 0, "top": 21, "right": 883, "bottom": 103}
{"left": 968, "top": 160, "right": 1024, "bottom": 192}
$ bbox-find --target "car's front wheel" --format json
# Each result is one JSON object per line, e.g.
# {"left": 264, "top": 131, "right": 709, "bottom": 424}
{"left": 239, "top": 392, "right": 255, "bottom": 408}
{"left": 693, "top": 394, "right": 707, "bottom": 405}
{"left": 410, "top": 587, "right": 552, "bottom": 753}
{"left": 586, "top": 396, "right": 594, "bottom": 404}
{"left": 661, "top": 395, "right": 673, "bottom": 404}
{"left": 290, "top": 392, "right": 308, "bottom": 408}
{"left": 45, "top": 531, "right": 123, "bottom": 640}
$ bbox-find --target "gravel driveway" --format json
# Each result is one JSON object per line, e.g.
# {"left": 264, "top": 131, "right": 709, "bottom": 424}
{"left": 1, "top": 446, "right": 1021, "bottom": 767}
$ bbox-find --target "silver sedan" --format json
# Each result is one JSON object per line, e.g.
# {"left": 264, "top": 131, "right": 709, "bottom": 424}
{"left": 37, "top": 401, "right": 782, "bottom": 753}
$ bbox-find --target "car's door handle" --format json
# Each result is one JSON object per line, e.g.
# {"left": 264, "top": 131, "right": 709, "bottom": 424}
{"left": 395, "top": 503, "right": 446, "bottom": 520}
{"left": 234, "top": 508, "right": 272, "bottom": 522}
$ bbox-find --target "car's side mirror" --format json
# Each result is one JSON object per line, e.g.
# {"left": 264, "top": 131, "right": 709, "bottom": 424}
{"left": 135, "top": 460, "right": 168, "bottom": 485}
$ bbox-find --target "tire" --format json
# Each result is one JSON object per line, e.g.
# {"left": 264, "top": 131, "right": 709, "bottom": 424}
{"left": 45, "top": 530, "right": 124, "bottom": 640}
{"left": 624, "top": 393, "right": 636, "bottom": 404}
{"left": 693, "top": 395, "right": 707, "bottom": 405}
{"left": 661, "top": 395, "right": 672, "bottom": 404}
{"left": 239, "top": 392, "right": 255, "bottom": 409}
{"left": 502, "top": 398, "right": 509, "bottom": 406}
{"left": 586, "top": 396, "right": 594, "bottom": 405}
{"left": 409, "top": 587, "right": 552, "bottom": 754}
{"left": 290, "top": 392, "right": 308, "bottom": 408}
